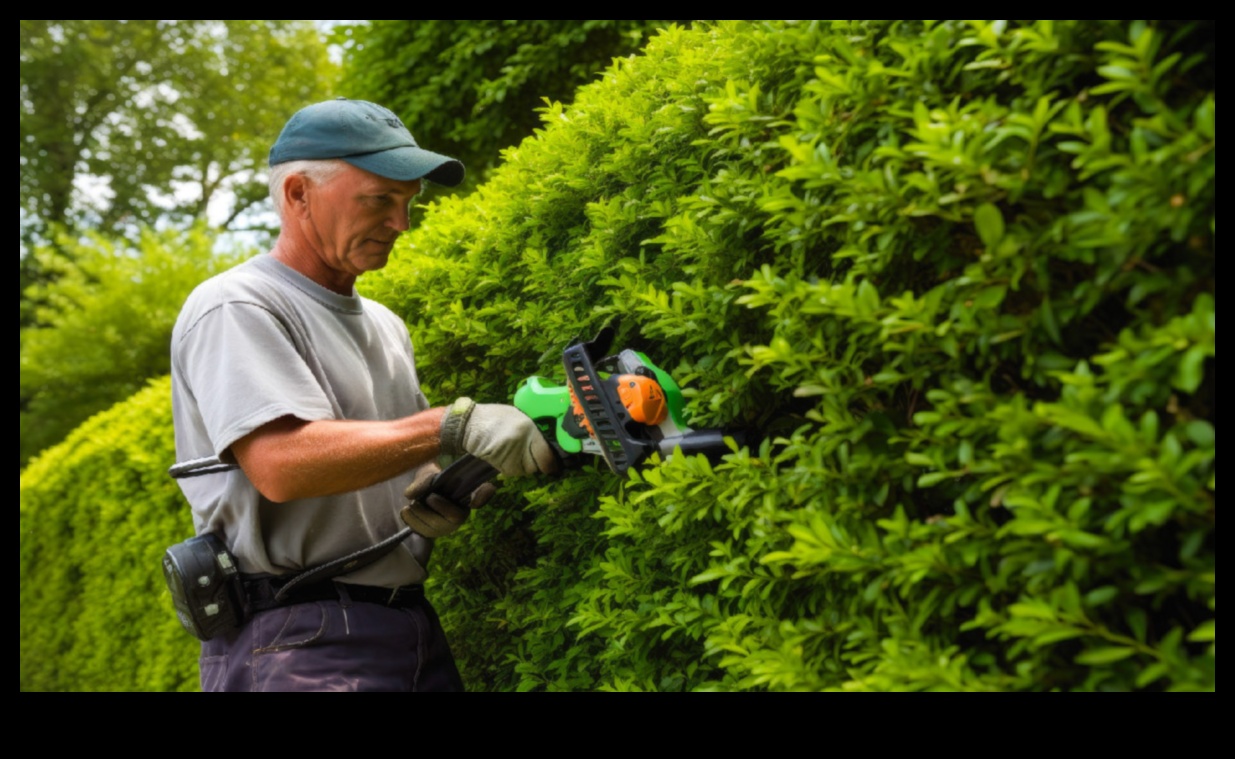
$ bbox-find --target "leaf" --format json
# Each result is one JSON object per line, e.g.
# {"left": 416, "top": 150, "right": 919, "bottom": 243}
{"left": 974, "top": 203, "right": 1005, "bottom": 248}
{"left": 917, "top": 472, "right": 950, "bottom": 487}
{"left": 1084, "top": 585, "right": 1119, "bottom": 607}
{"left": 1074, "top": 647, "right": 1137, "bottom": 665}
{"left": 1134, "top": 662, "right": 1169, "bottom": 688}
{"left": 1184, "top": 420, "right": 1214, "bottom": 448}
{"left": 1186, "top": 620, "right": 1215, "bottom": 643}
{"left": 1173, "top": 345, "right": 1207, "bottom": 393}
{"left": 1032, "top": 628, "right": 1086, "bottom": 646}
{"left": 1038, "top": 297, "right": 1062, "bottom": 346}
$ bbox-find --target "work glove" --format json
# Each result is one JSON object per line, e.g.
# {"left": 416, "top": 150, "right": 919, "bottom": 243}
{"left": 438, "top": 397, "right": 560, "bottom": 477}
{"left": 400, "top": 463, "right": 497, "bottom": 539}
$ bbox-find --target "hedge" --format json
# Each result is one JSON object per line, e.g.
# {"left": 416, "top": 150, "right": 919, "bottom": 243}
{"left": 20, "top": 377, "right": 198, "bottom": 691}
{"left": 369, "top": 19, "right": 1215, "bottom": 691}
{"left": 20, "top": 20, "right": 1214, "bottom": 691}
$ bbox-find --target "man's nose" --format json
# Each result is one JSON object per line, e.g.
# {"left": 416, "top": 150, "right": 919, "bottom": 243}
{"left": 388, "top": 203, "right": 411, "bottom": 232}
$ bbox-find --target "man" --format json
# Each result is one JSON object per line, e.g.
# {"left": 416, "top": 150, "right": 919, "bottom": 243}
{"left": 171, "top": 98, "right": 557, "bottom": 691}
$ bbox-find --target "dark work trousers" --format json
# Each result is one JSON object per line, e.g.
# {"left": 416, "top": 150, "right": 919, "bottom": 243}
{"left": 199, "top": 587, "right": 464, "bottom": 692}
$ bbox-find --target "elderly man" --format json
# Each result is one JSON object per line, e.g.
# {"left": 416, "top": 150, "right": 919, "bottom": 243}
{"left": 171, "top": 98, "right": 556, "bottom": 691}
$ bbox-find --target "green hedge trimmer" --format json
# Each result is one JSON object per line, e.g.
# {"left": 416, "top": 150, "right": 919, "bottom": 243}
{"left": 428, "top": 327, "right": 742, "bottom": 502}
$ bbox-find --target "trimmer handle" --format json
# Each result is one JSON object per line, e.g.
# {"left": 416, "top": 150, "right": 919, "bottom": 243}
{"left": 429, "top": 455, "right": 499, "bottom": 504}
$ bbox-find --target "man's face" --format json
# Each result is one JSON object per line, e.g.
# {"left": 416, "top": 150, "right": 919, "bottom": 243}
{"left": 302, "top": 164, "right": 423, "bottom": 278}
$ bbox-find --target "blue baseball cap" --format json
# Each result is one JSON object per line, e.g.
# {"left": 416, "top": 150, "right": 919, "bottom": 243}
{"left": 269, "top": 98, "right": 464, "bottom": 187}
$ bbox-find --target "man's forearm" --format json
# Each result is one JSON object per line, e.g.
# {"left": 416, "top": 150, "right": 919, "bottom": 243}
{"left": 231, "top": 408, "right": 448, "bottom": 502}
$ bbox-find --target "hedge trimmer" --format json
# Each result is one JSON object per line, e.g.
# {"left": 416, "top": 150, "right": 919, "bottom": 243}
{"left": 426, "top": 327, "right": 741, "bottom": 502}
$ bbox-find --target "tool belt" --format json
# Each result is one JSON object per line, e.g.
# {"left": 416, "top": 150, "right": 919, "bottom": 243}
{"left": 243, "top": 574, "right": 425, "bottom": 612}
{"left": 164, "top": 457, "right": 469, "bottom": 641}
{"left": 163, "top": 526, "right": 419, "bottom": 641}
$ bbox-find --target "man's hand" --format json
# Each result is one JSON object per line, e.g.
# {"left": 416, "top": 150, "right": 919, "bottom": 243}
{"left": 400, "top": 463, "right": 497, "bottom": 538}
{"left": 438, "top": 397, "right": 559, "bottom": 477}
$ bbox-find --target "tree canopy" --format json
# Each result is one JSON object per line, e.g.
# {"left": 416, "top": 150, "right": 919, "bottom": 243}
{"left": 20, "top": 20, "right": 336, "bottom": 245}
{"left": 19, "top": 20, "right": 335, "bottom": 459}
{"left": 337, "top": 20, "right": 686, "bottom": 189}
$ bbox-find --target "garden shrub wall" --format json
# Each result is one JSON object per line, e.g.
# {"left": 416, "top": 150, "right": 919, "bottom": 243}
{"left": 370, "top": 20, "right": 1214, "bottom": 691}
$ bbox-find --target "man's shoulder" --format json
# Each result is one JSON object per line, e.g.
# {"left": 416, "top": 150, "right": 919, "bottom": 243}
{"left": 179, "top": 256, "right": 298, "bottom": 316}
{"left": 173, "top": 256, "right": 287, "bottom": 336}
{"left": 357, "top": 292, "right": 401, "bottom": 321}
{"left": 188, "top": 255, "right": 279, "bottom": 301}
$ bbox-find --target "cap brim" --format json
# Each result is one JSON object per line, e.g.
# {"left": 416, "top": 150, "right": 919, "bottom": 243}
{"left": 344, "top": 146, "right": 465, "bottom": 187}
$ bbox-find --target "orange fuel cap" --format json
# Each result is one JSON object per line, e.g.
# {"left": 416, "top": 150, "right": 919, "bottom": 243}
{"left": 616, "top": 374, "right": 667, "bottom": 426}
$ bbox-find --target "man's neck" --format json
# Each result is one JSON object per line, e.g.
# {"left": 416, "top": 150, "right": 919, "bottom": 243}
{"left": 269, "top": 234, "right": 356, "bottom": 296}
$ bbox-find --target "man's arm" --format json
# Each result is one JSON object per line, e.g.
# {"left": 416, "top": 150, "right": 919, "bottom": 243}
{"left": 230, "top": 409, "right": 447, "bottom": 503}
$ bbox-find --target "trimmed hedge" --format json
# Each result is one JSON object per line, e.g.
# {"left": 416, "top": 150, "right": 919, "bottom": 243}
{"left": 20, "top": 20, "right": 1213, "bottom": 691}
{"left": 370, "top": 20, "right": 1214, "bottom": 691}
{"left": 20, "top": 378, "right": 197, "bottom": 691}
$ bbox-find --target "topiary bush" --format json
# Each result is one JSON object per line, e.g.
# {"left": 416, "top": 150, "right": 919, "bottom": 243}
{"left": 368, "top": 20, "right": 1214, "bottom": 691}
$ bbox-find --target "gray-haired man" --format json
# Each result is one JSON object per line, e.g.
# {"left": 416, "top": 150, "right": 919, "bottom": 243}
{"left": 171, "top": 98, "right": 557, "bottom": 691}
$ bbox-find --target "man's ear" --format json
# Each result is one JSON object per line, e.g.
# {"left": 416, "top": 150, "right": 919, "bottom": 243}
{"left": 283, "top": 173, "right": 311, "bottom": 218}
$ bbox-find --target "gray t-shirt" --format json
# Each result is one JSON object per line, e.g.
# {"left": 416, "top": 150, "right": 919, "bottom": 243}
{"left": 171, "top": 254, "right": 433, "bottom": 587}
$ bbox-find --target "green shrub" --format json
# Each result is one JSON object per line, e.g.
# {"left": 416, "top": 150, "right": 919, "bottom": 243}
{"left": 20, "top": 224, "right": 249, "bottom": 466}
{"left": 20, "top": 377, "right": 198, "bottom": 691}
{"left": 370, "top": 20, "right": 1214, "bottom": 691}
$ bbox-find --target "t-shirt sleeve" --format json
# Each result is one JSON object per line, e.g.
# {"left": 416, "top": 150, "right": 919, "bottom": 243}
{"left": 176, "top": 301, "right": 335, "bottom": 457}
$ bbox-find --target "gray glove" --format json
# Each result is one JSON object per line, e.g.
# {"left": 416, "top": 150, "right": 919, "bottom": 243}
{"left": 439, "top": 397, "right": 559, "bottom": 477}
{"left": 400, "top": 463, "right": 497, "bottom": 538}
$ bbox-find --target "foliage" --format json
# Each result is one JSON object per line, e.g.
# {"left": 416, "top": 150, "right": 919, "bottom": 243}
{"left": 20, "top": 377, "right": 198, "bottom": 692}
{"left": 19, "top": 20, "right": 335, "bottom": 331}
{"left": 20, "top": 20, "right": 335, "bottom": 243}
{"left": 20, "top": 21, "right": 1214, "bottom": 691}
{"left": 336, "top": 20, "right": 687, "bottom": 190}
{"left": 369, "top": 20, "right": 1214, "bottom": 691}
{"left": 20, "top": 224, "right": 249, "bottom": 468}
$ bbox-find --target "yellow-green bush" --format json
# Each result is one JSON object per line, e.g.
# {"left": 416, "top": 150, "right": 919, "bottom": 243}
{"left": 20, "top": 378, "right": 197, "bottom": 691}
{"left": 20, "top": 21, "right": 1214, "bottom": 691}
{"left": 20, "top": 224, "right": 247, "bottom": 467}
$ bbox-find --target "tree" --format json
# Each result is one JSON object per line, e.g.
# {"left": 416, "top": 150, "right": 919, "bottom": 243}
{"left": 20, "top": 20, "right": 336, "bottom": 241}
{"left": 336, "top": 20, "right": 687, "bottom": 190}
{"left": 19, "top": 224, "right": 248, "bottom": 467}
{"left": 20, "top": 21, "right": 336, "bottom": 326}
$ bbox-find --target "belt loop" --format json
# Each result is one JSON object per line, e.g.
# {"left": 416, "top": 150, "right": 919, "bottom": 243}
{"left": 335, "top": 581, "right": 353, "bottom": 608}
{"left": 334, "top": 581, "right": 353, "bottom": 636}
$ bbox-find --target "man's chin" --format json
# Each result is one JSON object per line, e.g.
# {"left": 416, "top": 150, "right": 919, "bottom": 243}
{"left": 357, "top": 241, "right": 395, "bottom": 265}
{"left": 360, "top": 255, "right": 392, "bottom": 273}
